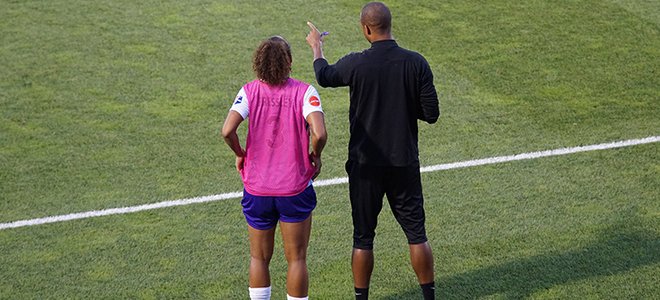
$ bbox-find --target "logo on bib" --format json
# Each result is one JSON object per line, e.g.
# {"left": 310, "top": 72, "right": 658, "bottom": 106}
{"left": 234, "top": 96, "right": 243, "bottom": 105}
{"left": 308, "top": 95, "right": 320, "bottom": 107}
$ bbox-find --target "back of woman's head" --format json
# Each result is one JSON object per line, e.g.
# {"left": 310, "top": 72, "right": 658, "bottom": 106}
{"left": 253, "top": 36, "right": 292, "bottom": 85}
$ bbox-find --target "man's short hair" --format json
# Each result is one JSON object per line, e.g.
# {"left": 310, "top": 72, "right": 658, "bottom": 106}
{"left": 360, "top": 2, "right": 392, "bottom": 34}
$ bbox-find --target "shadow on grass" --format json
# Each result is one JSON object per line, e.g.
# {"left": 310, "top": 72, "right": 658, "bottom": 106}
{"left": 382, "top": 225, "right": 659, "bottom": 299}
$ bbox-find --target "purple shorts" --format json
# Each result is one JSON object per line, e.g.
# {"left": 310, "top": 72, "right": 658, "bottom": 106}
{"left": 242, "top": 185, "right": 317, "bottom": 230}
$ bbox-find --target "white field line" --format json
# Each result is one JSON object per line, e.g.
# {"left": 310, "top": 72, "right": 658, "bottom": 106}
{"left": 1, "top": 136, "right": 658, "bottom": 230}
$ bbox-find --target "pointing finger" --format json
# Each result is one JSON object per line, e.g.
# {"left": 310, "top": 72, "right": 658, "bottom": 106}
{"left": 307, "top": 21, "right": 320, "bottom": 33}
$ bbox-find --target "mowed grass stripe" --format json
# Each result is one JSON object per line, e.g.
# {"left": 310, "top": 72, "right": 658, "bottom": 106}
{"left": 2, "top": 135, "right": 657, "bottom": 230}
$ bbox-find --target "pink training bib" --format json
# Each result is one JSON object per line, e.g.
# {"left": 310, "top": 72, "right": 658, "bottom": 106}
{"left": 241, "top": 78, "right": 316, "bottom": 196}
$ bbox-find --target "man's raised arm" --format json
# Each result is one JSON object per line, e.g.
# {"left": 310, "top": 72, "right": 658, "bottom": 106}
{"left": 306, "top": 21, "right": 345, "bottom": 88}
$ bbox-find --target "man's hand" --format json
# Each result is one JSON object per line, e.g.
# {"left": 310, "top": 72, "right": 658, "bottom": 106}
{"left": 310, "top": 152, "right": 322, "bottom": 180}
{"left": 306, "top": 21, "right": 325, "bottom": 60}
{"left": 306, "top": 21, "right": 321, "bottom": 47}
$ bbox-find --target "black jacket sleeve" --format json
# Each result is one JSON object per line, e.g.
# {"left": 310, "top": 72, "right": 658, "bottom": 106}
{"left": 313, "top": 58, "right": 348, "bottom": 88}
{"left": 418, "top": 60, "right": 440, "bottom": 124}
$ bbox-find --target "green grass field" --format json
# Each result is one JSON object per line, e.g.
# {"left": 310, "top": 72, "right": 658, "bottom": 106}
{"left": 1, "top": 0, "right": 658, "bottom": 299}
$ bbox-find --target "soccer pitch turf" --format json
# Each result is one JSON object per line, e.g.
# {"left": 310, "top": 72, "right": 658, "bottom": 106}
{"left": 1, "top": 0, "right": 658, "bottom": 299}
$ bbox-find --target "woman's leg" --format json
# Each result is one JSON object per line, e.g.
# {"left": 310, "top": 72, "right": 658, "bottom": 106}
{"left": 248, "top": 225, "right": 276, "bottom": 288}
{"left": 280, "top": 215, "right": 312, "bottom": 298}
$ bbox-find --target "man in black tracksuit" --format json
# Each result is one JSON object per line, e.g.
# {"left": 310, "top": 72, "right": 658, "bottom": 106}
{"left": 306, "top": 2, "right": 440, "bottom": 300}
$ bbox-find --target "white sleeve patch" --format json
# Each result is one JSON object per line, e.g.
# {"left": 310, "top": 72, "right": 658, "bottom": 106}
{"left": 302, "top": 85, "right": 324, "bottom": 119}
{"left": 230, "top": 87, "right": 249, "bottom": 119}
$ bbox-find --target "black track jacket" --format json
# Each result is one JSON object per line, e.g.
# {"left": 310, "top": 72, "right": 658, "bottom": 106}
{"left": 313, "top": 40, "right": 440, "bottom": 166}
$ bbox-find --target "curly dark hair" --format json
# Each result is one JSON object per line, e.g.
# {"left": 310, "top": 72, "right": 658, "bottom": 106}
{"left": 253, "top": 36, "right": 292, "bottom": 85}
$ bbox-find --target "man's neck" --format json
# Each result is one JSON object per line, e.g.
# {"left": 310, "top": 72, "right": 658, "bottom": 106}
{"left": 369, "top": 34, "right": 394, "bottom": 43}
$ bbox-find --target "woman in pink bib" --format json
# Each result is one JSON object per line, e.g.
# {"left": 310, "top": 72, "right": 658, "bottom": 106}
{"left": 222, "top": 36, "right": 327, "bottom": 300}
